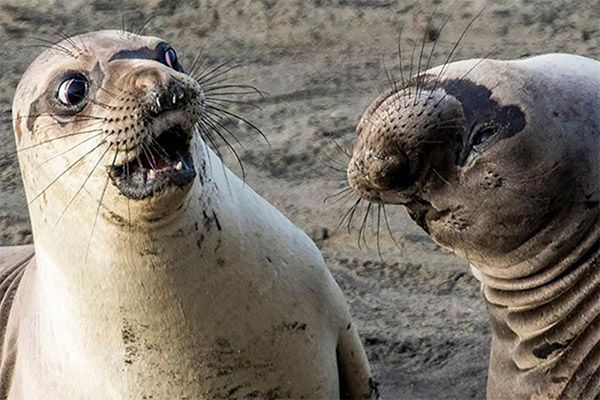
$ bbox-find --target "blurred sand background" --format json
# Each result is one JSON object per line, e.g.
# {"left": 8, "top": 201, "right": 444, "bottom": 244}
{"left": 0, "top": 0, "right": 598, "bottom": 398}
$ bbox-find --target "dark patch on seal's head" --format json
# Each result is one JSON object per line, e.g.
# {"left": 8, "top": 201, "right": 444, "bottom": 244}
{"left": 26, "top": 96, "right": 42, "bottom": 132}
{"left": 109, "top": 42, "right": 185, "bottom": 73}
{"left": 437, "top": 78, "right": 527, "bottom": 166}
{"left": 109, "top": 46, "right": 156, "bottom": 62}
{"left": 14, "top": 112, "right": 23, "bottom": 143}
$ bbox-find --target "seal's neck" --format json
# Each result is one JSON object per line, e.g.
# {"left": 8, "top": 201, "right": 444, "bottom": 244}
{"left": 473, "top": 217, "right": 600, "bottom": 398}
{"left": 18, "top": 150, "right": 236, "bottom": 396}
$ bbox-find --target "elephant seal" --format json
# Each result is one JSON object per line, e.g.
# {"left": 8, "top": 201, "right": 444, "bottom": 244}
{"left": 0, "top": 30, "right": 377, "bottom": 399}
{"left": 348, "top": 54, "right": 599, "bottom": 399}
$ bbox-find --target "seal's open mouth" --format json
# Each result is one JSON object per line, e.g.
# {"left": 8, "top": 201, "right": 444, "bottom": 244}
{"left": 108, "top": 126, "right": 196, "bottom": 200}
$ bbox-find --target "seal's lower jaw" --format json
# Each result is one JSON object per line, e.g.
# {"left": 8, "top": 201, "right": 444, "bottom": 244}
{"left": 108, "top": 126, "right": 196, "bottom": 200}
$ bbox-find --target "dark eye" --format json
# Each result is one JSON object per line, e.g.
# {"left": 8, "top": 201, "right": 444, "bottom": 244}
{"left": 472, "top": 126, "right": 496, "bottom": 148}
{"left": 164, "top": 48, "right": 178, "bottom": 69}
{"left": 57, "top": 76, "right": 89, "bottom": 106}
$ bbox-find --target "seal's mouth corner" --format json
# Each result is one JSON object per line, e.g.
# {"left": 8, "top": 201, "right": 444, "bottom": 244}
{"left": 108, "top": 125, "right": 196, "bottom": 200}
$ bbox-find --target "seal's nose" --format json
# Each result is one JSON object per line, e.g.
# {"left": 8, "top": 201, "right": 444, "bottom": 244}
{"left": 130, "top": 67, "right": 188, "bottom": 115}
{"left": 363, "top": 149, "right": 412, "bottom": 190}
{"left": 133, "top": 68, "right": 170, "bottom": 92}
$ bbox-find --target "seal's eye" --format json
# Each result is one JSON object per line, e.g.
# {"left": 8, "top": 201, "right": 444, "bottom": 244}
{"left": 472, "top": 126, "right": 496, "bottom": 148}
{"left": 57, "top": 75, "right": 89, "bottom": 107}
{"left": 164, "top": 48, "right": 178, "bottom": 70}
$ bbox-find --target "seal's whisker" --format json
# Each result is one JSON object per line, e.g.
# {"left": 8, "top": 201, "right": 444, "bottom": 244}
{"left": 31, "top": 131, "right": 105, "bottom": 174}
{"left": 24, "top": 140, "right": 107, "bottom": 210}
{"left": 326, "top": 164, "right": 347, "bottom": 174}
{"left": 194, "top": 59, "right": 236, "bottom": 85}
{"left": 407, "top": 36, "right": 418, "bottom": 99}
{"left": 346, "top": 198, "right": 363, "bottom": 234}
{"left": 135, "top": 14, "right": 159, "bottom": 36}
{"left": 196, "top": 65, "right": 245, "bottom": 87}
{"left": 323, "top": 187, "right": 353, "bottom": 204}
{"left": 89, "top": 81, "right": 121, "bottom": 100}
{"left": 147, "top": 134, "right": 171, "bottom": 160}
{"left": 54, "top": 141, "right": 115, "bottom": 229}
{"left": 321, "top": 148, "right": 349, "bottom": 170}
{"left": 29, "top": 37, "right": 77, "bottom": 58}
{"left": 200, "top": 115, "right": 246, "bottom": 180}
{"left": 201, "top": 111, "right": 246, "bottom": 149}
{"left": 85, "top": 143, "right": 118, "bottom": 263}
{"left": 204, "top": 105, "right": 269, "bottom": 145}
{"left": 330, "top": 138, "right": 353, "bottom": 160}
{"left": 202, "top": 84, "right": 267, "bottom": 98}
{"left": 139, "top": 141, "right": 159, "bottom": 171}
{"left": 396, "top": 24, "right": 406, "bottom": 89}
{"left": 49, "top": 27, "right": 82, "bottom": 55}
{"left": 196, "top": 121, "right": 226, "bottom": 161}
{"left": 10, "top": 113, "right": 106, "bottom": 122}
{"left": 382, "top": 54, "right": 398, "bottom": 94}
{"left": 0, "top": 128, "right": 105, "bottom": 162}
{"left": 119, "top": 11, "right": 127, "bottom": 35}
{"left": 187, "top": 45, "right": 208, "bottom": 78}
{"left": 414, "top": 7, "right": 437, "bottom": 100}
{"left": 376, "top": 204, "right": 384, "bottom": 261}
{"left": 30, "top": 119, "right": 104, "bottom": 136}
{"left": 204, "top": 97, "right": 262, "bottom": 110}
{"left": 196, "top": 74, "right": 254, "bottom": 92}
{"left": 357, "top": 202, "right": 373, "bottom": 249}
{"left": 87, "top": 97, "right": 118, "bottom": 110}
{"left": 335, "top": 197, "right": 361, "bottom": 233}
{"left": 429, "top": 7, "right": 485, "bottom": 97}
{"left": 419, "top": 13, "right": 452, "bottom": 97}
{"left": 382, "top": 204, "right": 403, "bottom": 250}
{"left": 124, "top": 130, "right": 133, "bottom": 232}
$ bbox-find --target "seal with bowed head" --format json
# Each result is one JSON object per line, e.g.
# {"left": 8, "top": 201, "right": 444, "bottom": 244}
{"left": 0, "top": 30, "right": 378, "bottom": 399}
{"left": 347, "top": 53, "right": 599, "bottom": 399}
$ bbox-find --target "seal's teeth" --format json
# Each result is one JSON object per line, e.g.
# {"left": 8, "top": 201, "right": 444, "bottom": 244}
{"left": 148, "top": 169, "right": 156, "bottom": 180}
{"left": 175, "top": 161, "right": 183, "bottom": 171}
{"left": 172, "top": 94, "right": 177, "bottom": 105}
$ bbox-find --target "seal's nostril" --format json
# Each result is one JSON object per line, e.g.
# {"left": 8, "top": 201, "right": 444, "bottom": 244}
{"left": 366, "top": 151, "right": 412, "bottom": 191}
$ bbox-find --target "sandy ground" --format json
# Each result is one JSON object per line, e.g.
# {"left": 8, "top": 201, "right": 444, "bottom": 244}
{"left": 0, "top": 0, "right": 598, "bottom": 398}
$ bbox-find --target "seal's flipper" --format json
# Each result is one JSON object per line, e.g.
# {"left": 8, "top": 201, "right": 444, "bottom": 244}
{"left": 337, "top": 323, "right": 379, "bottom": 399}
{"left": 0, "top": 245, "right": 32, "bottom": 398}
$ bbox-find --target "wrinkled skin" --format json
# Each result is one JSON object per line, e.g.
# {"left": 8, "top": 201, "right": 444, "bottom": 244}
{"left": 0, "top": 31, "right": 378, "bottom": 400}
{"left": 348, "top": 54, "right": 599, "bottom": 399}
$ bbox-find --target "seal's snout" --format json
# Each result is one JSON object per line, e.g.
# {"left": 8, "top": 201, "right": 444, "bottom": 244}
{"left": 348, "top": 88, "right": 465, "bottom": 204}
{"left": 362, "top": 149, "right": 411, "bottom": 190}
{"left": 104, "top": 64, "right": 205, "bottom": 201}
{"left": 128, "top": 67, "right": 199, "bottom": 117}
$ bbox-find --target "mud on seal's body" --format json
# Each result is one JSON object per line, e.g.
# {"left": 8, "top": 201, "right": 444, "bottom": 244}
{"left": 0, "top": 30, "right": 377, "bottom": 399}
{"left": 348, "top": 54, "right": 600, "bottom": 399}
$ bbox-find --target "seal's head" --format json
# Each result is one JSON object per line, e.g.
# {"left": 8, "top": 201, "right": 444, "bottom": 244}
{"left": 348, "top": 57, "right": 599, "bottom": 276}
{"left": 13, "top": 30, "right": 205, "bottom": 224}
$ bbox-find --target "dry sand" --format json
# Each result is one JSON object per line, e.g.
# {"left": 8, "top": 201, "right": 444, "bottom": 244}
{"left": 0, "top": 0, "right": 598, "bottom": 398}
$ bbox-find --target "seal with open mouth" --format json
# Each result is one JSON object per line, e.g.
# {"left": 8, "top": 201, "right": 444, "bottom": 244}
{"left": 0, "top": 30, "right": 377, "bottom": 399}
{"left": 348, "top": 54, "right": 599, "bottom": 399}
